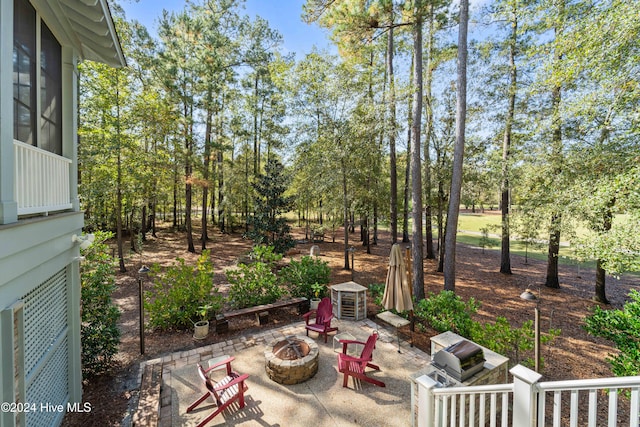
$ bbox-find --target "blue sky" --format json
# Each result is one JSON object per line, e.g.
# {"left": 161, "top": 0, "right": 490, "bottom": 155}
{"left": 119, "top": 0, "right": 334, "bottom": 58}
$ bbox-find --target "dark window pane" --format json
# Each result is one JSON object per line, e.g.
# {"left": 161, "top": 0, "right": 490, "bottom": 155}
{"left": 13, "top": 0, "right": 36, "bottom": 145}
{"left": 41, "top": 22, "right": 62, "bottom": 155}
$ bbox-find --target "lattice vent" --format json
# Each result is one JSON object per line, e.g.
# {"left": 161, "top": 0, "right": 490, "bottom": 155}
{"left": 23, "top": 269, "right": 68, "bottom": 376}
{"left": 25, "top": 336, "right": 69, "bottom": 427}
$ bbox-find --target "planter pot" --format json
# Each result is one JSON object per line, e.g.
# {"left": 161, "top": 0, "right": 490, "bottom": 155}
{"left": 310, "top": 299, "right": 321, "bottom": 310}
{"left": 193, "top": 320, "right": 209, "bottom": 340}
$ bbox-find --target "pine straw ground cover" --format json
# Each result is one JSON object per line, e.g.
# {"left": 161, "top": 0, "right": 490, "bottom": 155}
{"left": 63, "top": 222, "right": 637, "bottom": 426}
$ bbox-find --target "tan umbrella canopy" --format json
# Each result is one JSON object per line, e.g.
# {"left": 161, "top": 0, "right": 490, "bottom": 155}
{"left": 381, "top": 244, "right": 414, "bottom": 312}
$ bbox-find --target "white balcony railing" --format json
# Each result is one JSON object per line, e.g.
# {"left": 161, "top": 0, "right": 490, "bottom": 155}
{"left": 415, "top": 364, "right": 640, "bottom": 427}
{"left": 14, "top": 140, "right": 72, "bottom": 216}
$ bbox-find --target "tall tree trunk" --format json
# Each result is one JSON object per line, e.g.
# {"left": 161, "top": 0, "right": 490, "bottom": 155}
{"left": 201, "top": 99, "right": 213, "bottom": 249}
{"left": 387, "top": 20, "right": 398, "bottom": 244}
{"left": 423, "top": 2, "right": 436, "bottom": 260}
{"left": 500, "top": 2, "right": 518, "bottom": 275}
{"left": 545, "top": 85, "right": 563, "bottom": 287}
{"left": 443, "top": 0, "right": 469, "bottom": 291}
{"left": 342, "top": 159, "right": 350, "bottom": 270}
{"left": 172, "top": 159, "right": 178, "bottom": 228}
{"left": 545, "top": 0, "right": 566, "bottom": 289}
{"left": 253, "top": 73, "right": 259, "bottom": 177}
{"left": 185, "top": 100, "right": 195, "bottom": 253}
{"left": 403, "top": 69, "right": 412, "bottom": 244}
{"left": 411, "top": 0, "right": 425, "bottom": 302}
{"left": 594, "top": 199, "right": 614, "bottom": 303}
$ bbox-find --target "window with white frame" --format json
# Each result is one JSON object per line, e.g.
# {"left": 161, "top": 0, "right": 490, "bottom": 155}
{"left": 13, "top": 0, "right": 62, "bottom": 155}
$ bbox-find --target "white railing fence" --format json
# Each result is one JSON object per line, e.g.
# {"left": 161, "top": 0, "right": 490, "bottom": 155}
{"left": 415, "top": 364, "right": 640, "bottom": 427}
{"left": 14, "top": 140, "right": 72, "bottom": 216}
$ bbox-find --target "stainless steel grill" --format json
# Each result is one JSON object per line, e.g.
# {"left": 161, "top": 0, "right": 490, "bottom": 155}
{"left": 432, "top": 339, "right": 485, "bottom": 382}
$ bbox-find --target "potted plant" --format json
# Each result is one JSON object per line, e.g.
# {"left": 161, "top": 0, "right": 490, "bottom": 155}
{"left": 193, "top": 304, "right": 212, "bottom": 340}
{"left": 310, "top": 283, "right": 326, "bottom": 310}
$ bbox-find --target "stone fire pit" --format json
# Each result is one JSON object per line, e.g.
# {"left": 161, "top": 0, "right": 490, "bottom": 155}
{"left": 265, "top": 335, "right": 319, "bottom": 385}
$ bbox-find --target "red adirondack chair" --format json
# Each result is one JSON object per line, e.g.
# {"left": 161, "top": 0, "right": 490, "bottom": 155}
{"left": 302, "top": 297, "right": 338, "bottom": 343}
{"left": 186, "top": 357, "right": 249, "bottom": 427}
{"left": 337, "top": 332, "right": 386, "bottom": 388}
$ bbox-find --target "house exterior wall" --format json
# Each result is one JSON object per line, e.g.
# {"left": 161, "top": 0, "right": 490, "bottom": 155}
{"left": 0, "top": 1, "right": 123, "bottom": 426}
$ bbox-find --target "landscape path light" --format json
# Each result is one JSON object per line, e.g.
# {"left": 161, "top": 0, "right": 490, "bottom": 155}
{"left": 138, "top": 265, "right": 150, "bottom": 355}
{"left": 520, "top": 288, "right": 540, "bottom": 372}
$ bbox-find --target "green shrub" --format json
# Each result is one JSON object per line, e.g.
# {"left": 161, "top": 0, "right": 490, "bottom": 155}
{"left": 280, "top": 256, "right": 331, "bottom": 300}
{"left": 414, "top": 290, "right": 479, "bottom": 337}
{"left": 226, "top": 261, "right": 282, "bottom": 309}
{"left": 369, "top": 283, "right": 386, "bottom": 307}
{"left": 80, "top": 231, "right": 120, "bottom": 377}
{"left": 471, "top": 317, "right": 560, "bottom": 369}
{"left": 145, "top": 250, "right": 222, "bottom": 330}
{"left": 249, "top": 244, "right": 283, "bottom": 265}
{"left": 585, "top": 290, "right": 640, "bottom": 377}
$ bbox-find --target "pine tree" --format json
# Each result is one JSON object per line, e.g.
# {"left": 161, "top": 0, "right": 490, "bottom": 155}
{"left": 247, "top": 159, "right": 295, "bottom": 253}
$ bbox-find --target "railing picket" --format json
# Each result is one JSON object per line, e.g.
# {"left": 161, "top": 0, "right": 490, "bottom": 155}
{"left": 553, "top": 391, "right": 562, "bottom": 427}
{"left": 490, "top": 393, "right": 496, "bottom": 427}
{"left": 570, "top": 390, "right": 579, "bottom": 427}
{"left": 608, "top": 389, "right": 617, "bottom": 427}
{"left": 631, "top": 387, "right": 639, "bottom": 427}
{"left": 588, "top": 389, "right": 597, "bottom": 427}
{"left": 501, "top": 392, "right": 508, "bottom": 427}
{"left": 479, "top": 393, "right": 486, "bottom": 426}
{"left": 459, "top": 394, "right": 465, "bottom": 427}
{"left": 443, "top": 395, "right": 449, "bottom": 427}
{"left": 537, "top": 389, "right": 546, "bottom": 426}
{"left": 435, "top": 395, "right": 441, "bottom": 427}
{"left": 469, "top": 393, "right": 475, "bottom": 427}
{"left": 450, "top": 393, "right": 456, "bottom": 427}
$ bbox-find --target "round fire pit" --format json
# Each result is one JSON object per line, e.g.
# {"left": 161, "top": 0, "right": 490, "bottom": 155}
{"left": 265, "top": 335, "right": 319, "bottom": 384}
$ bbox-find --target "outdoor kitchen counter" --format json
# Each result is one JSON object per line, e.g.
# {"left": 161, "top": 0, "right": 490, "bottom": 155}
{"left": 428, "top": 331, "right": 509, "bottom": 384}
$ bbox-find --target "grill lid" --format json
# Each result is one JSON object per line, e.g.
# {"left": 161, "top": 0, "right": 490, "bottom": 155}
{"left": 432, "top": 339, "right": 485, "bottom": 382}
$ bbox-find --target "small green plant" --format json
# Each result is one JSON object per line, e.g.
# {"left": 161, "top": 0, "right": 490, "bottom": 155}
{"left": 80, "top": 231, "right": 120, "bottom": 377}
{"left": 311, "top": 283, "right": 326, "bottom": 299}
{"left": 414, "top": 290, "right": 479, "bottom": 337}
{"left": 585, "top": 290, "right": 640, "bottom": 377}
{"left": 145, "top": 250, "right": 222, "bottom": 330}
{"left": 368, "top": 283, "right": 386, "bottom": 307}
{"left": 280, "top": 256, "right": 331, "bottom": 300}
{"left": 226, "top": 262, "right": 282, "bottom": 309}
{"left": 249, "top": 244, "right": 283, "bottom": 265}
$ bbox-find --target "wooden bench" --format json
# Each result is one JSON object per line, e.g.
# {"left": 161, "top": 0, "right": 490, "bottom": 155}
{"left": 216, "top": 297, "right": 309, "bottom": 334}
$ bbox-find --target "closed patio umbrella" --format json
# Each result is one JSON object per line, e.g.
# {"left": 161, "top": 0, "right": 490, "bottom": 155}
{"left": 381, "top": 244, "right": 413, "bottom": 312}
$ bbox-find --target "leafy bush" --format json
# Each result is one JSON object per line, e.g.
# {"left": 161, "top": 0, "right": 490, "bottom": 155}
{"left": 249, "top": 244, "right": 283, "bottom": 265}
{"left": 145, "top": 250, "right": 222, "bottom": 330}
{"left": 280, "top": 256, "right": 331, "bottom": 300}
{"left": 226, "top": 262, "right": 282, "bottom": 309}
{"left": 80, "top": 231, "right": 120, "bottom": 377}
{"left": 414, "top": 290, "right": 479, "bottom": 337}
{"left": 471, "top": 317, "right": 560, "bottom": 369}
{"left": 369, "top": 283, "right": 386, "bottom": 307}
{"left": 585, "top": 290, "right": 640, "bottom": 377}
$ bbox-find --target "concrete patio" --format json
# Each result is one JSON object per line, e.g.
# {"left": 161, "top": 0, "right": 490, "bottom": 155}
{"left": 137, "top": 318, "right": 432, "bottom": 426}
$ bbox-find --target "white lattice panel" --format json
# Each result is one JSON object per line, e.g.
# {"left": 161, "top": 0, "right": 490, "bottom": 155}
{"left": 21, "top": 269, "right": 69, "bottom": 427}
{"left": 23, "top": 270, "right": 68, "bottom": 376}
{"left": 25, "top": 337, "right": 69, "bottom": 427}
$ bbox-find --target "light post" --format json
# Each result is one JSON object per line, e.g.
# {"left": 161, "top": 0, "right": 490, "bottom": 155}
{"left": 520, "top": 288, "right": 540, "bottom": 372}
{"left": 138, "top": 265, "right": 150, "bottom": 355}
{"left": 348, "top": 246, "right": 355, "bottom": 280}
